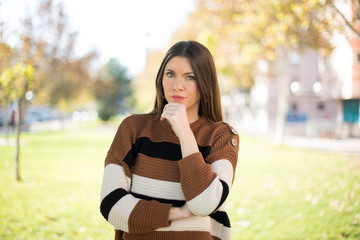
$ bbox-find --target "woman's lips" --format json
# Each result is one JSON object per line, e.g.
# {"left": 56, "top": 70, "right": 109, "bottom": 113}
{"left": 171, "top": 95, "right": 186, "bottom": 101}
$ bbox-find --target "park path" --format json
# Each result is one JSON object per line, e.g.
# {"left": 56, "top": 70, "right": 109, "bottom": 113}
{"left": 1, "top": 119, "right": 359, "bottom": 156}
{"left": 283, "top": 136, "right": 360, "bottom": 156}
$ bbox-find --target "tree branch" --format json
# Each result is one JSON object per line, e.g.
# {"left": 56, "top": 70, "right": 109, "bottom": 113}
{"left": 330, "top": 1, "right": 360, "bottom": 38}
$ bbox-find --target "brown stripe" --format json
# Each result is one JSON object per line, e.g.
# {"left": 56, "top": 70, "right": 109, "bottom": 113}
{"left": 142, "top": 126, "right": 180, "bottom": 144}
{"left": 132, "top": 153, "right": 180, "bottom": 182}
{"left": 181, "top": 165, "right": 217, "bottom": 200}
{"left": 128, "top": 200, "right": 171, "bottom": 234}
{"left": 114, "top": 230, "right": 123, "bottom": 240}
{"left": 178, "top": 153, "right": 217, "bottom": 200}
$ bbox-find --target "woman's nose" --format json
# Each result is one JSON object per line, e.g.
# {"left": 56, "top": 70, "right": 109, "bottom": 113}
{"left": 173, "top": 78, "right": 184, "bottom": 90}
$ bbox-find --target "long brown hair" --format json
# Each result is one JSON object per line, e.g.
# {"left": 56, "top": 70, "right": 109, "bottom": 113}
{"left": 150, "top": 41, "right": 223, "bottom": 122}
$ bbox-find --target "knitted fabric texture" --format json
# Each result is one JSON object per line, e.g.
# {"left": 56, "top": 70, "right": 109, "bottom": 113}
{"left": 100, "top": 114, "right": 239, "bottom": 240}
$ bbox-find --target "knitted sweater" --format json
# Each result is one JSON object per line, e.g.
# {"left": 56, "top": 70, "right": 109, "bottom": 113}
{"left": 100, "top": 114, "right": 239, "bottom": 240}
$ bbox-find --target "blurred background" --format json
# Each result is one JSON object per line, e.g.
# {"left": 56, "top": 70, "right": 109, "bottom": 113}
{"left": 1, "top": 0, "right": 360, "bottom": 239}
{"left": 1, "top": 0, "right": 360, "bottom": 141}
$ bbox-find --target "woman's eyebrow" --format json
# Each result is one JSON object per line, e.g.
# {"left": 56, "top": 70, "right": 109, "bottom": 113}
{"left": 165, "top": 68, "right": 194, "bottom": 75}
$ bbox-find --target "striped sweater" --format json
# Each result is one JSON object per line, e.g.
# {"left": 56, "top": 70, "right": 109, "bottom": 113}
{"left": 100, "top": 113, "right": 239, "bottom": 240}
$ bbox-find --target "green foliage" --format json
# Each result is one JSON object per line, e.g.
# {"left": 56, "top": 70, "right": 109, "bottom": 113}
{"left": 176, "top": 0, "right": 350, "bottom": 90}
{"left": 0, "top": 0, "right": 97, "bottom": 111}
{"left": 94, "top": 58, "right": 133, "bottom": 121}
{"left": 1, "top": 126, "right": 359, "bottom": 239}
{"left": 0, "top": 63, "right": 36, "bottom": 180}
{"left": 0, "top": 63, "right": 35, "bottom": 102}
{"left": 0, "top": 42, "right": 14, "bottom": 73}
{"left": 97, "top": 104, "right": 118, "bottom": 122}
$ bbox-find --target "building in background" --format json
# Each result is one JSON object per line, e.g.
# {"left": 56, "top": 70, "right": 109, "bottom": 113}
{"left": 227, "top": 0, "right": 360, "bottom": 139}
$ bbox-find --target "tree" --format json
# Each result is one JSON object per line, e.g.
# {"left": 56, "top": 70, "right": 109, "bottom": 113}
{"left": 94, "top": 58, "right": 133, "bottom": 121}
{"left": 15, "top": 0, "right": 97, "bottom": 112}
{"left": 330, "top": 0, "right": 360, "bottom": 37}
{"left": 0, "top": 63, "right": 35, "bottom": 181}
{"left": 0, "top": 42, "right": 15, "bottom": 144}
{"left": 0, "top": 0, "right": 97, "bottom": 181}
{"left": 172, "top": 0, "right": 353, "bottom": 143}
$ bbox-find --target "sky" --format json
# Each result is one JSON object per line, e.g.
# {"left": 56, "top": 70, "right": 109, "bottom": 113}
{"left": 0, "top": 0, "right": 196, "bottom": 76}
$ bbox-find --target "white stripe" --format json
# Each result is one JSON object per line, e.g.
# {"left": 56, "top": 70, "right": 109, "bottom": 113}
{"left": 187, "top": 176, "right": 223, "bottom": 216}
{"left": 210, "top": 218, "right": 231, "bottom": 240}
{"left": 108, "top": 194, "right": 140, "bottom": 232}
{"left": 211, "top": 159, "right": 234, "bottom": 188}
{"left": 131, "top": 174, "right": 185, "bottom": 200}
{"left": 157, "top": 216, "right": 231, "bottom": 240}
{"left": 101, "top": 164, "right": 131, "bottom": 201}
{"left": 157, "top": 216, "right": 211, "bottom": 232}
{"left": 186, "top": 159, "right": 233, "bottom": 216}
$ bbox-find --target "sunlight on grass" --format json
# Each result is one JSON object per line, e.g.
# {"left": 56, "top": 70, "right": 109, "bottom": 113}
{"left": 0, "top": 123, "right": 116, "bottom": 240}
{"left": 228, "top": 137, "right": 360, "bottom": 240}
{"left": 1, "top": 123, "right": 360, "bottom": 239}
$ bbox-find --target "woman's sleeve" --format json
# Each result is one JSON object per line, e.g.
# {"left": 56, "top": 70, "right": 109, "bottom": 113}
{"left": 177, "top": 123, "right": 239, "bottom": 216}
{"left": 100, "top": 117, "right": 172, "bottom": 234}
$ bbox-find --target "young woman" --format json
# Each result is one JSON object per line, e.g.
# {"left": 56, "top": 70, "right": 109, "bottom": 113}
{"left": 100, "top": 40, "right": 239, "bottom": 240}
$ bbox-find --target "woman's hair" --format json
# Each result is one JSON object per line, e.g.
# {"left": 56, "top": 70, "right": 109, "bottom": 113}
{"left": 150, "top": 40, "right": 223, "bottom": 122}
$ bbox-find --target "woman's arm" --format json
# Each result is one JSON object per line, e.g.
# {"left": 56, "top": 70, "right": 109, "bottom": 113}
{"left": 100, "top": 117, "right": 172, "bottom": 234}
{"left": 100, "top": 161, "right": 172, "bottom": 234}
{"left": 161, "top": 103, "right": 239, "bottom": 216}
{"left": 177, "top": 153, "right": 234, "bottom": 216}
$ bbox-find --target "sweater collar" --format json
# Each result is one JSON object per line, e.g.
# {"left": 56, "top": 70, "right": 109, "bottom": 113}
{"left": 190, "top": 116, "right": 207, "bottom": 131}
{"left": 159, "top": 115, "right": 207, "bottom": 131}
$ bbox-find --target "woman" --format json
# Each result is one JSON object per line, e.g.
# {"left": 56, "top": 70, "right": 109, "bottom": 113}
{"left": 100, "top": 40, "right": 239, "bottom": 240}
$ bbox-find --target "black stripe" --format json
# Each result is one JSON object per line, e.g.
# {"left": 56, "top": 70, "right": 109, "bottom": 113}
{"left": 210, "top": 211, "right": 231, "bottom": 228}
{"left": 100, "top": 188, "right": 128, "bottom": 220}
{"left": 123, "top": 150, "right": 135, "bottom": 170}
{"left": 213, "top": 180, "right": 229, "bottom": 212}
{"left": 199, "top": 145, "right": 211, "bottom": 162}
{"left": 132, "top": 192, "right": 186, "bottom": 207}
{"left": 136, "top": 137, "right": 182, "bottom": 160}
{"left": 131, "top": 137, "right": 211, "bottom": 162}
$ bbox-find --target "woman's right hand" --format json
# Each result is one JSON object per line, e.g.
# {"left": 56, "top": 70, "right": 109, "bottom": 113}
{"left": 168, "top": 204, "right": 194, "bottom": 221}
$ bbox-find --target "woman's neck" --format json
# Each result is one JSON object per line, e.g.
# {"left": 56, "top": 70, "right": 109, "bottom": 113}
{"left": 187, "top": 113, "right": 200, "bottom": 124}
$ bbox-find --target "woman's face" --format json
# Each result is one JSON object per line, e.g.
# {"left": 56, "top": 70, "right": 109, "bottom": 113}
{"left": 162, "top": 56, "right": 201, "bottom": 120}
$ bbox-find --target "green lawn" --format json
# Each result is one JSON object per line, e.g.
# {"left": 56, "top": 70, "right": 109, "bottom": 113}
{"left": 1, "top": 122, "right": 360, "bottom": 240}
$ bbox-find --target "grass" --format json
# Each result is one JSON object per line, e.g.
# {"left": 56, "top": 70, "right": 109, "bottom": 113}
{"left": 1, "top": 122, "right": 360, "bottom": 239}
{"left": 228, "top": 138, "right": 360, "bottom": 240}
{"left": 0, "top": 123, "right": 115, "bottom": 240}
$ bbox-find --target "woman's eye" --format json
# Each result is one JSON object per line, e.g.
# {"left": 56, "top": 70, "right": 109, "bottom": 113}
{"left": 166, "top": 72, "right": 174, "bottom": 78}
{"left": 187, "top": 75, "right": 196, "bottom": 80}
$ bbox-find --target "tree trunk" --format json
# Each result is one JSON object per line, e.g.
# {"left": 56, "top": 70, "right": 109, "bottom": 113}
{"left": 15, "top": 100, "right": 22, "bottom": 181}
{"left": 274, "top": 46, "right": 289, "bottom": 145}
{"left": 3, "top": 102, "right": 10, "bottom": 145}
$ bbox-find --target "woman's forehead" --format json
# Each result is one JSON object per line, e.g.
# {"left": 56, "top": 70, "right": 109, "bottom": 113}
{"left": 165, "top": 56, "right": 193, "bottom": 73}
